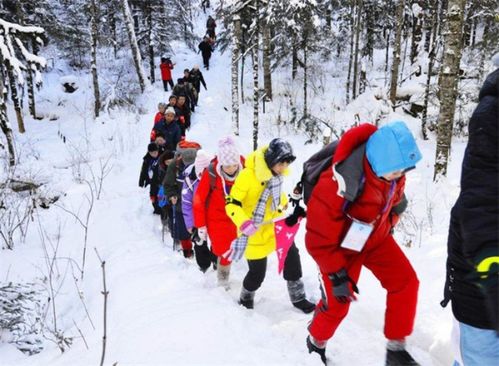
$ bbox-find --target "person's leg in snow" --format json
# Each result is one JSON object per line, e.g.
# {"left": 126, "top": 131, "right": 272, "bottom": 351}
{"left": 217, "top": 256, "right": 231, "bottom": 289}
{"left": 284, "top": 243, "right": 315, "bottom": 313}
{"left": 307, "top": 237, "right": 420, "bottom": 365}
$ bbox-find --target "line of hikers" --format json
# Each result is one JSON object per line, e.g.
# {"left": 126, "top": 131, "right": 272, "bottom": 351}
{"left": 140, "top": 64, "right": 499, "bottom": 366}
{"left": 141, "top": 118, "right": 424, "bottom": 365}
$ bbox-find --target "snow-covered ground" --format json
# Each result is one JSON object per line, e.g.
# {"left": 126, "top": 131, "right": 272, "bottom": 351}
{"left": 1, "top": 6, "right": 491, "bottom": 366}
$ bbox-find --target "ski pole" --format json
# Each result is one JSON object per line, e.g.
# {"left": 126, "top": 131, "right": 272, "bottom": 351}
{"left": 172, "top": 203, "right": 176, "bottom": 251}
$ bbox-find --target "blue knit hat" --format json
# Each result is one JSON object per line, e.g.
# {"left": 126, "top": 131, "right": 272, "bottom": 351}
{"left": 366, "top": 121, "right": 422, "bottom": 177}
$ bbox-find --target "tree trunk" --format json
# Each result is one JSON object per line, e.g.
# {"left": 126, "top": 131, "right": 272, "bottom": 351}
{"left": 262, "top": 23, "right": 272, "bottom": 101}
{"left": 90, "top": 0, "right": 101, "bottom": 118}
{"left": 389, "top": 0, "right": 405, "bottom": 106}
{"left": 352, "top": 0, "right": 363, "bottom": 100}
{"left": 240, "top": 31, "right": 246, "bottom": 103}
{"left": 110, "top": 11, "right": 118, "bottom": 59}
{"left": 121, "top": 0, "right": 147, "bottom": 93}
{"left": 303, "top": 39, "right": 308, "bottom": 118}
{"left": 423, "top": 1, "right": 433, "bottom": 52}
{"left": 146, "top": 4, "right": 155, "bottom": 84}
{"left": 410, "top": 4, "right": 423, "bottom": 69}
{"left": 433, "top": 0, "right": 466, "bottom": 180}
{"left": 0, "top": 75, "right": 15, "bottom": 166}
{"left": 422, "top": 0, "right": 439, "bottom": 140}
{"left": 292, "top": 41, "right": 298, "bottom": 80}
{"left": 231, "top": 15, "right": 241, "bottom": 135}
{"left": 346, "top": 0, "right": 356, "bottom": 104}
{"left": 26, "top": 63, "right": 36, "bottom": 118}
{"left": 252, "top": 45, "right": 259, "bottom": 150}
{"left": 6, "top": 61, "right": 25, "bottom": 133}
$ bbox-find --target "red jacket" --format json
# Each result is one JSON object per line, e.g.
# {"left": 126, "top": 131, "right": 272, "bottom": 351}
{"left": 193, "top": 158, "right": 244, "bottom": 256}
{"left": 160, "top": 61, "right": 174, "bottom": 81}
{"left": 154, "top": 112, "right": 164, "bottom": 125}
{"left": 305, "top": 124, "right": 406, "bottom": 274}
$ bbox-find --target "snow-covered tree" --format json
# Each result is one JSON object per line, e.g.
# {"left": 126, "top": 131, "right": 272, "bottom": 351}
{"left": 434, "top": 0, "right": 467, "bottom": 179}
{"left": 0, "top": 19, "right": 45, "bottom": 135}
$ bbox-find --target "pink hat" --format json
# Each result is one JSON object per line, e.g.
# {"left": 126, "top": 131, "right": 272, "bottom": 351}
{"left": 218, "top": 136, "right": 240, "bottom": 166}
{"left": 194, "top": 149, "right": 213, "bottom": 176}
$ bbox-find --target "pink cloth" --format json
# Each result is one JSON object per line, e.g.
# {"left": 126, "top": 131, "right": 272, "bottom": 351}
{"left": 275, "top": 217, "right": 302, "bottom": 274}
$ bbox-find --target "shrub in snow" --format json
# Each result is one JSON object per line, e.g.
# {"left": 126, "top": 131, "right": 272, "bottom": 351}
{"left": 60, "top": 76, "right": 79, "bottom": 93}
{"left": 0, "top": 282, "right": 45, "bottom": 355}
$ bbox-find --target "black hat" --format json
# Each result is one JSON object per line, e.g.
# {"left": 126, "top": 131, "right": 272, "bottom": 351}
{"left": 264, "top": 138, "right": 296, "bottom": 168}
{"left": 148, "top": 143, "right": 159, "bottom": 152}
{"left": 177, "top": 78, "right": 184, "bottom": 84}
{"left": 184, "top": 68, "right": 190, "bottom": 73}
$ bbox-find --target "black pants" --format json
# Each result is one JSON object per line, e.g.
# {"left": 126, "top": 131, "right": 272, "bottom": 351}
{"left": 202, "top": 53, "right": 211, "bottom": 69}
{"left": 162, "top": 79, "right": 174, "bottom": 91}
{"left": 243, "top": 243, "right": 303, "bottom": 292}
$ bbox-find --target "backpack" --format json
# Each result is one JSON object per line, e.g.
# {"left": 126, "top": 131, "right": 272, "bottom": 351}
{"left": 300, "top": 141, "right": 339, "bottom": 205}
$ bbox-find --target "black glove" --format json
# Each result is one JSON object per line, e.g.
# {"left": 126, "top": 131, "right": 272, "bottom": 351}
{"left": 328, "top": 268, "right": 359, "bottom": 304}
{"left": 289, "top": 182, "right": 303, "bottom": 207}
{"left": 285, "top": 205, "right": 306, "bottom": 227}
{"left": 191, "top": 227, "right": 201, "bottom": 243}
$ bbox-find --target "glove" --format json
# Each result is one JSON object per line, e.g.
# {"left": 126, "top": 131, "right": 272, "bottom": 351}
{"left": 289, "top": 182, "right": 303, "bottom": 207}
{"left": 240, "top": 220, "right": 258, "bottom": 236}
{"left": 223, "top": 239, "right": 247, "bottom": 262}
{"left": 197, "top": 226, "right": 208, "bottom": 241}
{"left": 328, "top": 268, "right": 359, "bottom": 304}
{"left": 285, "top": 205, "right": 306, "bottom": 227}
{"left": 191, "top": 227, "right": 201, "bottom": 244}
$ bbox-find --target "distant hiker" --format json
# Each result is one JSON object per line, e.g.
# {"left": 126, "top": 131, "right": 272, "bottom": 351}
{"left": 190, "top": 66, "right": 207, "bottom": 96}
{"left": 224, "top": 138, "right": 315, "bottom": 314}
{"left": 442, "top": 69, "right": 499, "bottom": 366}
{"left": 201, "top": 0, "right": 210, "bottom": 13}
{"left": 198, "top": 37, "right": 213, "bottom": 70}
{"left": 206, "top": 15, "right": 216, "bottom": 39}
{"left": 151, "top": 107, "right": 181, "bottom": 150}
{"left": 182, "top": 68, "right": 198, "bottom": 107}
{"left": 193, "top": 136, "right": 245, "bottom": 288}
{"left": 154, "top": 102, "right": 167, "bottom": 125}
{"left": 175, "top": 95, "right": 191, "bottom": 137}
{"left": 168, "top": 94, "right": 177, "bottom": 108}
{"left": 181, "top": 150, "right": 214, "bottom": 272}
{"left": 304, "top": 122, "right": 422, "bottom": 365}
{"left": 173, "top": 78, "right": 195, "bottom": 112}
{"left": 163, "top": 144, "right": 200, "bottom": 257}
{"left": 160, "top": 57, "right": 175, "bottom": 92}
{"left": 139, "top": 142, "right": 161, "bottom": 214}
{"left": 154, "top": 133, "right": 167, "bottom": 155}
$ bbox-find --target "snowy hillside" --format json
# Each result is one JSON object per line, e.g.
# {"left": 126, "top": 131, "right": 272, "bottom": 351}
{"left": 1, "top": 2, "right": 497, "bottom": 366}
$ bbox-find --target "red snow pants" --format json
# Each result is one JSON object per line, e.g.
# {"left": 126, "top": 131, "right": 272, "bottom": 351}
{"left": 308, "top": 235, "right": 419, "bottom": 342}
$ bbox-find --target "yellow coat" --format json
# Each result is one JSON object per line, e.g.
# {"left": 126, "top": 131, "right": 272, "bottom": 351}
{"left": 225, "top": 146, "right": 288, "bottom": 260}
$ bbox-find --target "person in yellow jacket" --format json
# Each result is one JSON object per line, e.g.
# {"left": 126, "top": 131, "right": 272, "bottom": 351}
{"left": 224, "top": 138, "right": 315, "bottom": 313}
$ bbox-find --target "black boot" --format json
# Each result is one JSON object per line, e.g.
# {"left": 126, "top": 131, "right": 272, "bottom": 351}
{"left": 293, "top": 299, "right": 316, "bottom": 314}
{"left": 306, "top": 336, "right": 327, "bottom": 365}
{"left": 182, "top": 249, "right": 193, "bottom": 258}
{"left": 386, "top": 348, "right": 420, "bottom": 365}
{"left": 287, "top": 280, "right": 316, "bottom": 314}
{"left": 239, "top": 286, "right": 255, "bottom": 309}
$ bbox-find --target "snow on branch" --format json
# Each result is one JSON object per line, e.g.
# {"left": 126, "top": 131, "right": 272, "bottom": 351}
{"left": 0, "top": 18, "right": 46, "bottom": 86}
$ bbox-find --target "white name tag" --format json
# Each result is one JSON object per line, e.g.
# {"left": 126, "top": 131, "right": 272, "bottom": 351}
{"left": 340, "top": 219, "right": 373, "bottom": 252}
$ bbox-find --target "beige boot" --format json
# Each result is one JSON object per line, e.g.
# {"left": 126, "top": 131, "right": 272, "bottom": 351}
{"left": 217, "top": 258, "right": 231, "bottom": 290}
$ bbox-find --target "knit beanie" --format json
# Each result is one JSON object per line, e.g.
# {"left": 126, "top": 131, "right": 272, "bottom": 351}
{"left": 194, "top": 150, "right": 213, "bottom": 176}
{"left": 264, "top": 138, "right": 296, "bottom": 168}
{"left": 165, "top": 107, "right": 175, "bottom": 115}
{"left": 366, "top": 121, "right": 422, "bottom": 177}
{"left": 217, "top": 136, "right": 240, "bottom": 166}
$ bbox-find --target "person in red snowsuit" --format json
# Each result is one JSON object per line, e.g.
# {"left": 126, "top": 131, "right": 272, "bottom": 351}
{"left": 193, "top": 136, "right": 244, "bottom": 288}
{"left": 305, "top": 122, "right": 422, "bottom": 366}
{"left": 160, "top": 57, "right": 175, "bottom": 91}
